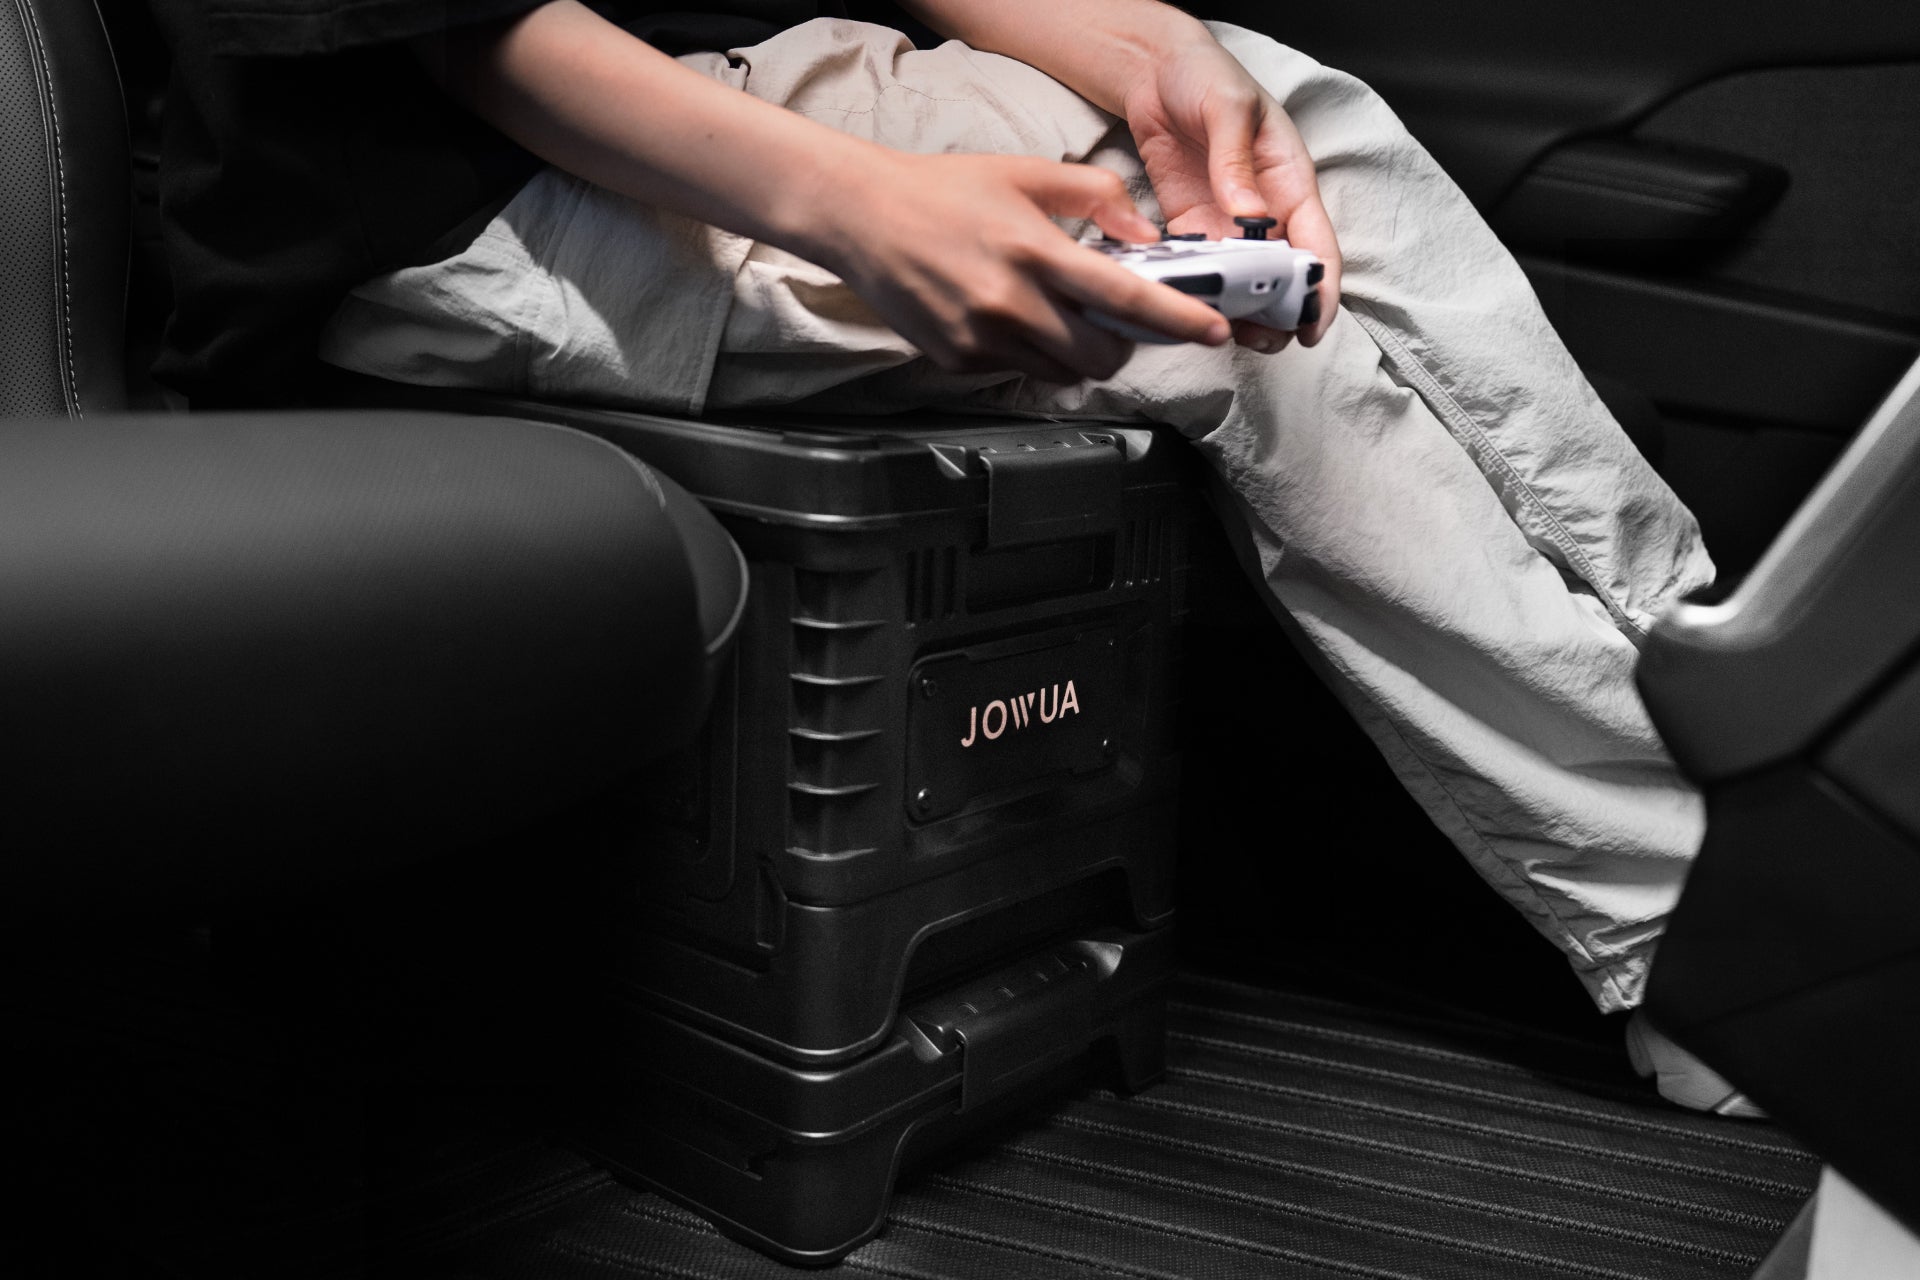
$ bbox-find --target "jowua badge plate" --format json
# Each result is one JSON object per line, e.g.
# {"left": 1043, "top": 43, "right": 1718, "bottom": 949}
{"left": 905, "top": 625, "right": 1120, "bottom": 822}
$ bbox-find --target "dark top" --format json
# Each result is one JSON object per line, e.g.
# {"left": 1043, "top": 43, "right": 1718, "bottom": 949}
{"left": 147, "top": 2, "right": 820, "bottom": 407}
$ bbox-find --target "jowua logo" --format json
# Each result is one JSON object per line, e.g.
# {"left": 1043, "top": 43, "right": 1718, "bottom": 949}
{"left": 959, "top": 680, "right": 1080, "bottom": 748}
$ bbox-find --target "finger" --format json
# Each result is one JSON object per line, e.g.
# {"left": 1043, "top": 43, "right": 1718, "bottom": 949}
{"left": 936, "top": 330, "right": 1086, "bottom": 386}
{"left": 1042, "top": 241, "right": 1231, "bottom": 347}
{"left": 995, "top": 276, "right": 1139, "bottom": 382}
{"left": 1016, "top": 158, "right": 1160, "bottom": 243}
{"left": 1202, "top": 94, "right": 1268, "bottom": 219}
{"left": 940, "top": 276, "right": 1134, "bottom": 383}
{"left": 1276, "top": 189, "right": 1343, "bottom": 346}
{"left": 1049, "top": 304, "right": 1139, "bottom": 382}
{"left": 1231, "top": 102, "right": 1345, "bottom": 344}
{"left": 1230, "top": 318, "right": 1293, "bottom": 355}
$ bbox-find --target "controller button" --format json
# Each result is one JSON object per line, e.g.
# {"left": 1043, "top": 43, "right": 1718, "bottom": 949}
{"left": 1164, "top": 272, "right": 1224, "bottom": 295}
{"left": 1233, "top": 216, "right": 1278, "bottom": 240}
{"left": 1306, "top": 262, "right": 1325, "bottom": 287}
{"left": 1162, "top": 232, "right": 1207, "bottom": 242}
{"left": 1299, "top": 290, "right": 1323, "bottom": 327}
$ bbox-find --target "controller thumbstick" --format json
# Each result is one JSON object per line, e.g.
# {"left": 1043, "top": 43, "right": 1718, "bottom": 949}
{"left": 1234, "top": 216, "right": 1278, "bottom": 240}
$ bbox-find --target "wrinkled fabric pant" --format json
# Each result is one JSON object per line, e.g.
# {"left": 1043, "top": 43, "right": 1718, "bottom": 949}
{"left": 320, "top": 18, "right": 1716, "bottom": 1013}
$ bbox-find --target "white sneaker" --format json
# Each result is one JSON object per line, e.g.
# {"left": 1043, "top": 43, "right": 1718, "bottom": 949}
{"left": 1625, "top": 1012, "right": 1768, "bottom": 1119}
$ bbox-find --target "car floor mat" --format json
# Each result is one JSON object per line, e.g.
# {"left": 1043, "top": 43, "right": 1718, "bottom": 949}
{"left": 354, "top": 965, "right": 1819, "bottom": 1280}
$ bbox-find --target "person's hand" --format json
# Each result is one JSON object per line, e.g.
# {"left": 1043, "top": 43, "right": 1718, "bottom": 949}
{"left": 817, "top": 151, "right": 1230, "bottom": 383}
{"left": 1120, "top": 32, "right": 1342, "bottom": 353}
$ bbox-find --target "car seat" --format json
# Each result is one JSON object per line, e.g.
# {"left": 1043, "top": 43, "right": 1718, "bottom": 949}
{"left": 0, "top": 0, "right": 748, "bottom": 918}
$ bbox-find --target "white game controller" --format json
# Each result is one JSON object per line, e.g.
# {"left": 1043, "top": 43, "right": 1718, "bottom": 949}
{"left": 1085, "top": 216, "right": 1324, "bottom": 344}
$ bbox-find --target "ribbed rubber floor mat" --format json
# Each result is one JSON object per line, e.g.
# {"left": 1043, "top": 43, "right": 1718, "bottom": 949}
{"left": 387, "top": 968, "right": 1818, "bottom": 1279}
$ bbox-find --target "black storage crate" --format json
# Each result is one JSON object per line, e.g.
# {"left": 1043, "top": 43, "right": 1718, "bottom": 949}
{"left": 345, "top": 385, "right": 1193, "bottom": 1263}
{"left": 511, "top": 404, "right": 1194, "bottom": 1065}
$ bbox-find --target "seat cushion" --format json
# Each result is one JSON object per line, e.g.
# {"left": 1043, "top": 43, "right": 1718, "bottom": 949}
{"left": 0, "top": 410, "right": 745, "bottom": 918}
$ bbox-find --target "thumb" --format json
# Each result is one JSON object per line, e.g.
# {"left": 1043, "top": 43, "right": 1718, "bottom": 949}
{"left": 1018, "top": 159, "right": 1160, "bottom": 243}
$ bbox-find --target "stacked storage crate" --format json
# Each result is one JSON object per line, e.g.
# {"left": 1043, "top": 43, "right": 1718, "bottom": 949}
{"left": 408, "top": 397, "right": 1195, "bottom": 1264}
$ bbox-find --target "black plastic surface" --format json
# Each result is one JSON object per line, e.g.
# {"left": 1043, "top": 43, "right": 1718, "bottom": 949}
{"left": 1493, "top": 138, "right": 1785, "bottom": 265}
{"left": 1647, "top": 767, "right": 1920, "bottom": 1038}
{"left": 1638, "top": 360, "right": 1920, "bottom": 783}
{"left": 1523, "top": 257, "right": 1920, "bottom": 436}
{"left": 576, "top": 927, "right": 1173, "bottom": 1266}
{"left": 1646, "top": 769, "right": 1920, "bottom": 1237}
{"left": 1824, "top": 659, "right": 1920, "bottom": 847}
{"left": 0, "top": 411, "right": 742, "bottom": 916}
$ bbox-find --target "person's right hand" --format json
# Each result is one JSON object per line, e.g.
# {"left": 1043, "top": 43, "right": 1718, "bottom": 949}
{"left": 813, "top": 151, "right": 1231, "bottom": 383}
{"left": 426, "top": 3, "right": 1223, "bottom": 383}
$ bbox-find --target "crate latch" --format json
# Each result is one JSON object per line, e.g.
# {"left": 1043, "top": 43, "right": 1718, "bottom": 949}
{"left": 977, "top": 437, "right": 1123, "bottom": 548}
{"left": 903, "top": 938, "right": 1123, "bottom": 1112}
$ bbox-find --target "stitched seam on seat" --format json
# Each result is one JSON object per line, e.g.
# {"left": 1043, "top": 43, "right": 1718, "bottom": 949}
{"left": 17, "top": 0, "right": 79, "bottom": 416}
{"left": 1347, "top": 304, "right": 1644, "bottom": 638}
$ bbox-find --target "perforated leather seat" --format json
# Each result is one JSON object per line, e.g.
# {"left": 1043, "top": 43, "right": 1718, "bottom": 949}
{"left": 0, "top": 0, "right": 747, "bottom": 917}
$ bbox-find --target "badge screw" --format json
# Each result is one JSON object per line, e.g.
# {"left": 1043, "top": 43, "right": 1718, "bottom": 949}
{"left": 919, "top": 676, "right": 938, "bottom": 699}
{"left": 912, "top": 787, "right": 933, "bottom": 814}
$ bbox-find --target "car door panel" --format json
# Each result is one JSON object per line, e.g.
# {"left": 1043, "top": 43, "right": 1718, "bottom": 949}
{"left": 1202, "top": 3, "right": 1920, "bottom": 579}
{"left": 1523, "top": 260, "right": 1920, "bottom": 435}
{"left": 1203, "top": 2, "right": 1920, "bottom": 210}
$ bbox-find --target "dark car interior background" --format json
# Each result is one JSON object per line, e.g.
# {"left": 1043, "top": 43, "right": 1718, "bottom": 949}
{"left": 8, "top": 1, "right": 1919, "bottom": 1276}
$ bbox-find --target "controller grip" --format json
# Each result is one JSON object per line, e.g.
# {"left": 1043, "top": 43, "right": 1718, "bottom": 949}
{"left": 1249, "top": 280, "right": 1323, "bottom": 332}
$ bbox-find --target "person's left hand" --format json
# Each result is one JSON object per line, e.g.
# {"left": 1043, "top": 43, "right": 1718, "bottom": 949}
{"left": 1120, "top": 32, "right": 1342, "bottom": 353}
